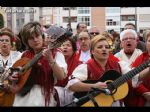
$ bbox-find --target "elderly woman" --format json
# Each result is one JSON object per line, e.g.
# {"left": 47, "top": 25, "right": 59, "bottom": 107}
{"left": 0, "top": 28, "right": 22, "bottom": 106}
{"left": 55, "top": 37, "right": 82, "bottom": 106}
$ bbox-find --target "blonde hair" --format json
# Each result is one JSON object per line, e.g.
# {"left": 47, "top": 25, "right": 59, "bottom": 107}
{"left": 101, "top": 31, "right": 112, "bottom": 39}
{"left": 90, "top": 34, "right": 109, "bottom": 58}
{"left": 144, "top": 30, "right": 150, "bottom": 41}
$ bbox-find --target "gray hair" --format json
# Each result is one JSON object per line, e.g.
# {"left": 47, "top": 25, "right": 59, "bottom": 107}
{"left": 120, "top": 29, "right": 138, "bottom": 41}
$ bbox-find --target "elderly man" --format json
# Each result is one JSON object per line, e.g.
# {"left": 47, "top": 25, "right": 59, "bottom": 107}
{"left": 89, "top": 26, "right": 100, "bottom": 39}
{"left": 73, "top": 23, "right": 87, "bottom": 50}
{"left": 76, "top": 31, "right": 91, "bottom": 63}
{"left": 114, "top": 29, "right": 143, "bottom": 66}
{"left": 114, "top": 23, "right": 146, "bottom": 53}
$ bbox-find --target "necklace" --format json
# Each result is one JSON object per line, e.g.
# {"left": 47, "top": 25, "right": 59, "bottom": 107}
{"left": 1, "top": 52, "right": 10, "bottom": 57}
{"left": 0, "top": 52, "right": 10, "bottom": 68}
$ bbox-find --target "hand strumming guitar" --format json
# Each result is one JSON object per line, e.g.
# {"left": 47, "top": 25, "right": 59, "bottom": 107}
{"left": 92, "top": 82, "right": 107, "bottom": 90}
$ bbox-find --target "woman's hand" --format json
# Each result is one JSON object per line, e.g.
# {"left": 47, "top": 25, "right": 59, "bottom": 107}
{"left": 8, "top": 73, "right": 19, "bottom": 83}
{"left": 93, "top": 82, "right": 107, "bottom": 89}
{"left": 42, "top": 48, "right": 55, "bottom": 63}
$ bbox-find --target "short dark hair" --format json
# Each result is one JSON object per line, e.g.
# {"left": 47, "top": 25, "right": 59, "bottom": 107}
{"left": 76, "top": 22, "right": 86, "bottom": 30}
{"left": 67, "top": 37, "right": 77, "bottom": 52}
{"left": 125, "top": 23, "right": 136, "bottom": 29}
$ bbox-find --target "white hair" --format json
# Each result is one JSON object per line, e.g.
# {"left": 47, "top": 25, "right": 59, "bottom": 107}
{"left": 120, "top": 29, "right": 138, "bottom": 41}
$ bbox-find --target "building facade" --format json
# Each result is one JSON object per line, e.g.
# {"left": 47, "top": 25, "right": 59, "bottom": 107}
{"left": 2, "top": 7, "right": 106, "bottom": 34}
{"left": 106, "top": 7, "right": 150, "bottom": 33}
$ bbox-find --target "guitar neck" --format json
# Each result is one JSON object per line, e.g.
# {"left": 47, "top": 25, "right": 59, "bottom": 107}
{"left": 108, "top": 59, "right": 150, "bottom": 90}
{"left": 21, "top": 52, "right": 43, "bottom": 73}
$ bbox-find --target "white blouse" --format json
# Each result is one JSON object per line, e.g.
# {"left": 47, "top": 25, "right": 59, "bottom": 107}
{"left": 0, "top": 50, "right": 22, "bottom": 69}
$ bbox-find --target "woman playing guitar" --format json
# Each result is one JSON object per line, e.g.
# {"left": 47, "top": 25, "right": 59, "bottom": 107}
{"left": 65, "top": 34, "right": 150, "bottom": 107}
{"left": 8, "top": 21, "right": 68, "bottom": 106}
{"left": 0, "top": 28, "right": 22, "bottom": 106}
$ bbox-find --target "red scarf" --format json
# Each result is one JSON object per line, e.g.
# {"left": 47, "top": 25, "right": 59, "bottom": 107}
{"left": 132, "top": 52, "right": 150, "bottom": 90}
{"left": 124, "top": 52, "right": 150, "bottom": 106}
{"left": 21, "top": 50, "right": 56, "bottom": 106}
{"left": 56, "top": 53, "right": 82, "bottom": 87}
{"left": 86, "top": 55, "right": 121, "bottom": 80}
{"left": 76, "top": 49, "right": 81, "bottom": 61}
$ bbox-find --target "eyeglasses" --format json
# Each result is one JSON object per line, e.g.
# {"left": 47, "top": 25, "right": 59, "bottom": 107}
{"left": 0, "top": 39, "right": 10, "bottom": 42}
{"left": 122, "top": 37, "right": 135, "bottom": 41}
{"left": 90, "top": 32, "right": 99, "bottom": 35}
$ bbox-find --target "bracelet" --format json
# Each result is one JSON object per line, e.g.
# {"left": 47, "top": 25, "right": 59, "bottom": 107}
{"left": 49, "top": 61, "right": 56, "bottom": 67}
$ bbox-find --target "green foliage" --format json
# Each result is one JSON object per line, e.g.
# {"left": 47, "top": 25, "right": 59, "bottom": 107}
{"left": 0, "top": 14, "right": 4, "bottom": 29}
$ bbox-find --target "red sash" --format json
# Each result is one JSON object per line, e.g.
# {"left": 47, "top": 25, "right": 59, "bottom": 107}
{"left": 56, "top": 53, "right": 82, "bottom": 87}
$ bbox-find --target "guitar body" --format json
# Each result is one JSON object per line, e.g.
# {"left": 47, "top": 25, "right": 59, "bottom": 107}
{"left": 74, "top": 70, "right": 129, "bottom": 107}
{"left": 0, "top": 90, "right": 15, "bottom": 106}
{"left": 0, "top": 57, "right": 32, "bottom": 106}
{"left": 12, "top": 57, "right": 32, "bottom": 93}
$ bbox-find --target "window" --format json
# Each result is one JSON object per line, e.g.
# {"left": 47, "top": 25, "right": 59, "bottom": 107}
{"left": 139, "top": 14, "right": 150, "bottom": 21}
{"left": 78, "top": 7, "right": 90, "bottom": 14}
{"left": 63, "top": 16, "right": 77, "bottom": 23}
{"left": 121, "top": 15, "right": 135, "bottom": 21}
{"left": 63, "top": 7, "right": 77, "bottom": 10}
{"left": 78, "top": 16, "right": 90, "bottom": 26}
{"left": 106, "top": 19, "right": 119, "bottom": 26}
{"left": 29, "top": 8, "right": 34, "bottom": 22}
{"left": 106, "top": 7, "right": 120, "bottom": 13}
{"left": 63, "top": 7, "right": 69, "bottom": 10}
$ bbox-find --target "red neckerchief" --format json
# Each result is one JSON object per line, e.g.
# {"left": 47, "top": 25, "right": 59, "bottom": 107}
{"left": 86, "top": 55, "right": 121, "bottom": 80}
{"left": 132, "top": 52, "right": 150, "bottom": 89}
{"left": 21, "top": 49, "right": 57, "bottom": 106}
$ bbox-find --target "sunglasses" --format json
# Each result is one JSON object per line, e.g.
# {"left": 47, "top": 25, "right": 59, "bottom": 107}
{"left": 90, "top": 32, "right": 99, "bottom": 35}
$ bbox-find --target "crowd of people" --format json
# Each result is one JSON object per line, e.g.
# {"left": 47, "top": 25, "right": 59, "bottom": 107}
{"left": 0, "top": 21, "right": 150, "bottom": 107}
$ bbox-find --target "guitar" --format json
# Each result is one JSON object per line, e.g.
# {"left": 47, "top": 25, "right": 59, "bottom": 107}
{"left": 74, "top": 60, "right": 150, "bottom": 107}
{"left": 0, "top": 26, "right": 69, "bottom": 106}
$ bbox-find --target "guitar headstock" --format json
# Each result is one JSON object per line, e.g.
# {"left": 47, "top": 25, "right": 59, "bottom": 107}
{"left": 45, "top": 25, "right": 71, "bottom": 49}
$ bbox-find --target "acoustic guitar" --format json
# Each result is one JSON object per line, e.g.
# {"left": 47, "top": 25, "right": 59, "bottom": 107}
{"left": 74, "top": 60, "right": 150, "bottom": 107}
{"left": 0, "top": 27, "right": 69, "bottom": 106}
